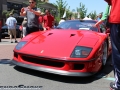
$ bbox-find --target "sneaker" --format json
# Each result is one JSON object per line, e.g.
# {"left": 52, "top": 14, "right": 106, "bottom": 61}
{"left": 110, "top": 82, "right": 120, "bottom": 90}
{"left": 15, "top": 40, "right": 18, "bottom": 43}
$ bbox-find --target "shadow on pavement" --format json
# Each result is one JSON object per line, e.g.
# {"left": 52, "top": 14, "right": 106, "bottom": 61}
{"left": 0, "top": 59, "right": 15, "bottom": 66}
{"left": 12, "top": 55, "right": 113, "bottom": 84}
{"left": 0, "top": 38, "right": 21, "bottom": 43}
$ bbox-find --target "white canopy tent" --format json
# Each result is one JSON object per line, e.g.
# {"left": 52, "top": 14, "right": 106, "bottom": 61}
{"left": 83, "top": 17, "right": 92, "bottom": 20}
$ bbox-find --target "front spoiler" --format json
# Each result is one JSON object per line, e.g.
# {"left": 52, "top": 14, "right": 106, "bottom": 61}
{"left": 12, "top": 60, "right": 96, "bottom": 77}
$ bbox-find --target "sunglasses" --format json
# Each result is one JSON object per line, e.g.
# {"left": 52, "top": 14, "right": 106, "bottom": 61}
{"left": 29, "top": 2, "right": 34, "bottom": 4}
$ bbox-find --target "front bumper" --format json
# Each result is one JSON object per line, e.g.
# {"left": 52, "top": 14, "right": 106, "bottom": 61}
{"left": 12, "top": 60, "right": 96, "bottom": 77}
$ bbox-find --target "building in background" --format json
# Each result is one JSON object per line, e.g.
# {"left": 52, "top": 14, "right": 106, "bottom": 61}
{"left": 0, "top": 0, "right": 57, "bottom": 25}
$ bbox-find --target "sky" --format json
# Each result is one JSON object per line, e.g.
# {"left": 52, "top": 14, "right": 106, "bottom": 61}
{"left": 49, "top": 0, "right": 108, "bottom": 15}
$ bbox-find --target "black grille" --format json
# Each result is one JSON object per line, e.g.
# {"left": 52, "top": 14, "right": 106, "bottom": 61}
{"left": 21, "top": 55, "right": 65, "bottom": 68}
{"left": 73, "top": 63, "right": 84, "bottom": 70}
{"left": 1, "top": 29, "right": 8, "bottom": 33}
{"left": 14, "top": 52, "right": 18, "bottom": 59}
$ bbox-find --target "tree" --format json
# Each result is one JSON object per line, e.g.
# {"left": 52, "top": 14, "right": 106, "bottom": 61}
{"left": 77, "top": 2, "right": 87, "bottom": 19}
{"left": 54, "top": 0, "right": 68, "bottom": 18}
{"left": 36, "top": 0, "right": 46, "bottom": 8}
{"left": 88, "top": 11, "right": 97, "bottom": 20}
{"left": 2, "top": 9, "right": 14, "bottom": 19}
{"left": 66, "top": 9, "right": 73, "bottom": 20}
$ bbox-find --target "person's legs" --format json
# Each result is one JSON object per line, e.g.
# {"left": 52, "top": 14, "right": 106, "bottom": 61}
{"left": 0, "top": 30, "right": 1, "bottom": 42}
{"left": 22, "top": 27, "right": 26, "bottom": 37}
{"left": 11, "top": 29, "right": 17, "bottom": 42}
{"left": 8, "top": 29, "right": 13, "bottom": 43}
{"left": 110, "top": 23, "right": 120, "bottom": 89}
{"left": 26, "top": 27, "right": 30, "bottom": 35}
{"left": 39, "top": 24, "right": 44, "bottom": 31}
{"left": 20, "top": 31, "right": 22, "bottom": 39}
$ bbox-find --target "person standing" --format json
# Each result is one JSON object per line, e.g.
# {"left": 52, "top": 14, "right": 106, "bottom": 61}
{"left": 0, "top": 19, "right": 2, "bottom": 42}
{"left": 104, "top": 0, "right": 120, "bottom": 90}
{"left": 20, "top": 0, "right": 41, "bottom": 35}
{"left": 38, "top": 12, "right": 44, "bottom": 31}
{"left": 22, "top": 17, "right": 27, "bottom": 37}
{"left": 43, "top": 9, "right": 54, "bottom": 30}
{"left": 96, "top": 13, "right": 103, "bottom": 21}
{"left": 6, "top": 13, "right": 17, "bottom": 43}
{"left": 94, "top": 5, "right": 111, "bottom": 27}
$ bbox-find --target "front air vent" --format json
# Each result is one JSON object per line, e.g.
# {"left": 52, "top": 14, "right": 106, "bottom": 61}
{"left": 73, "top": 63, "right": 84, "bottom": 70}
{"left": 21, "top": 56, "right": 64, "bottom": 68}
{"left": 47, "top": 33, "right": 53, "bottom": 36}
{"left": 70, "top": 34, "right": 76, "bottom": 37}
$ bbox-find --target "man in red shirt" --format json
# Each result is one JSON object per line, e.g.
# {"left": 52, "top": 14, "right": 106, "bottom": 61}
{"left": 105, "top": 0, "right": 120, "bottom": 90}
{"left": 43, "top": 9, "right": 54, "bottom": 30}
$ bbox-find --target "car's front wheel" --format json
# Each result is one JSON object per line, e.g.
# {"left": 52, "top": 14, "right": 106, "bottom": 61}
{"left": 102, "top": 41, "right": 108, "bottom": 66}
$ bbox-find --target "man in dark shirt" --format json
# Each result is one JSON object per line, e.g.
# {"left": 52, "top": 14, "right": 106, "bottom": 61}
{"left": 20, "top": 0, "right": 41, "bottom": 35}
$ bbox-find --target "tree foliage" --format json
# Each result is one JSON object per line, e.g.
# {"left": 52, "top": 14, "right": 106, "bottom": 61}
{"left": 36, "top": 0, "right": 46, "bottom": 8}
{"left": 66, "top": 6, "right": 73, "bottom": 19}
{"left": 2, "top": 9, "right": 14, "bottom": 19}
{"left": 77, "top": 2, "right": 87, "bottom": 19}
{"left": 88, "top": 11, "right": 97, "bottom": 20}
{"left": 54, "top": 0, "right": 68, "bottom": 18}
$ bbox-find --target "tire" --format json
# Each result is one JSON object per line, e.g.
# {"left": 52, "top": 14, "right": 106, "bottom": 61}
{"left": 102, "top": 41, "right": 108, "bottom": 66}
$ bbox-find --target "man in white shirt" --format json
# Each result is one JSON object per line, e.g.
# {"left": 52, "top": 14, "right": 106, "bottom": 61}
{"left": 6, "top": 13, "right": 17, "bottom": 43}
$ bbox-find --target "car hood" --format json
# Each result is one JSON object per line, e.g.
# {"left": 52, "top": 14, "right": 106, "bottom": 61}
{"left": 20, "top": 30, "right": 99, "bottom": 58}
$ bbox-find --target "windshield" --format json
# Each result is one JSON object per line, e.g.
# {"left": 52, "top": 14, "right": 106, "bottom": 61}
{"left": 57, "top": 20, "right": 98, "bottom": 32}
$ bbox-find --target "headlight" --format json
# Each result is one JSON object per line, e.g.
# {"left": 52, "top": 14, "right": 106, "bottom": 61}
{"left": 71, "top": 46, "right": 92, "bottom": 58}
{"left": 15, "top": 41, "right": 27, "bottom": 50}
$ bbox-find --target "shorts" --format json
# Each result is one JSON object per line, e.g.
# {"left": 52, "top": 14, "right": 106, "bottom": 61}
{"left": 8, "top": 29, "right": 16, "bottom": 36}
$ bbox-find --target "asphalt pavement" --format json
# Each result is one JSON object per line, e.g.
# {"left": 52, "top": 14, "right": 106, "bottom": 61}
{"left": 0, "top": 38, "right": 21, "bottom": 45}
{"left": 0, "top": 38, "right": 115, "bottom": 90}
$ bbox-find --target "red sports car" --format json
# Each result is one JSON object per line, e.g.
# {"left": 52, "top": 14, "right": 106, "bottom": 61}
{"left": 12, "top": 20, "right": 111, "bottom": 77}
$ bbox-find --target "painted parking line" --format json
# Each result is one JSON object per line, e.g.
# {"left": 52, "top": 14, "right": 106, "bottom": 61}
{"left": 104, "top": 77, "right": 115, "bottom": 81}
{"left": 95, "top": 73, "right": 115, "bottom": 81}
{"left": 0, "top": 43, "right": 17, "bottom": 45}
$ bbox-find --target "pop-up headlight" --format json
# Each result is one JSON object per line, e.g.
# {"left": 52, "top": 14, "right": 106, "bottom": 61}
{"left": 15, "top": 41, "right": 27, "bottom": 50}
{"left": 71, "top": 46, "right": 92, "bottom": 58}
